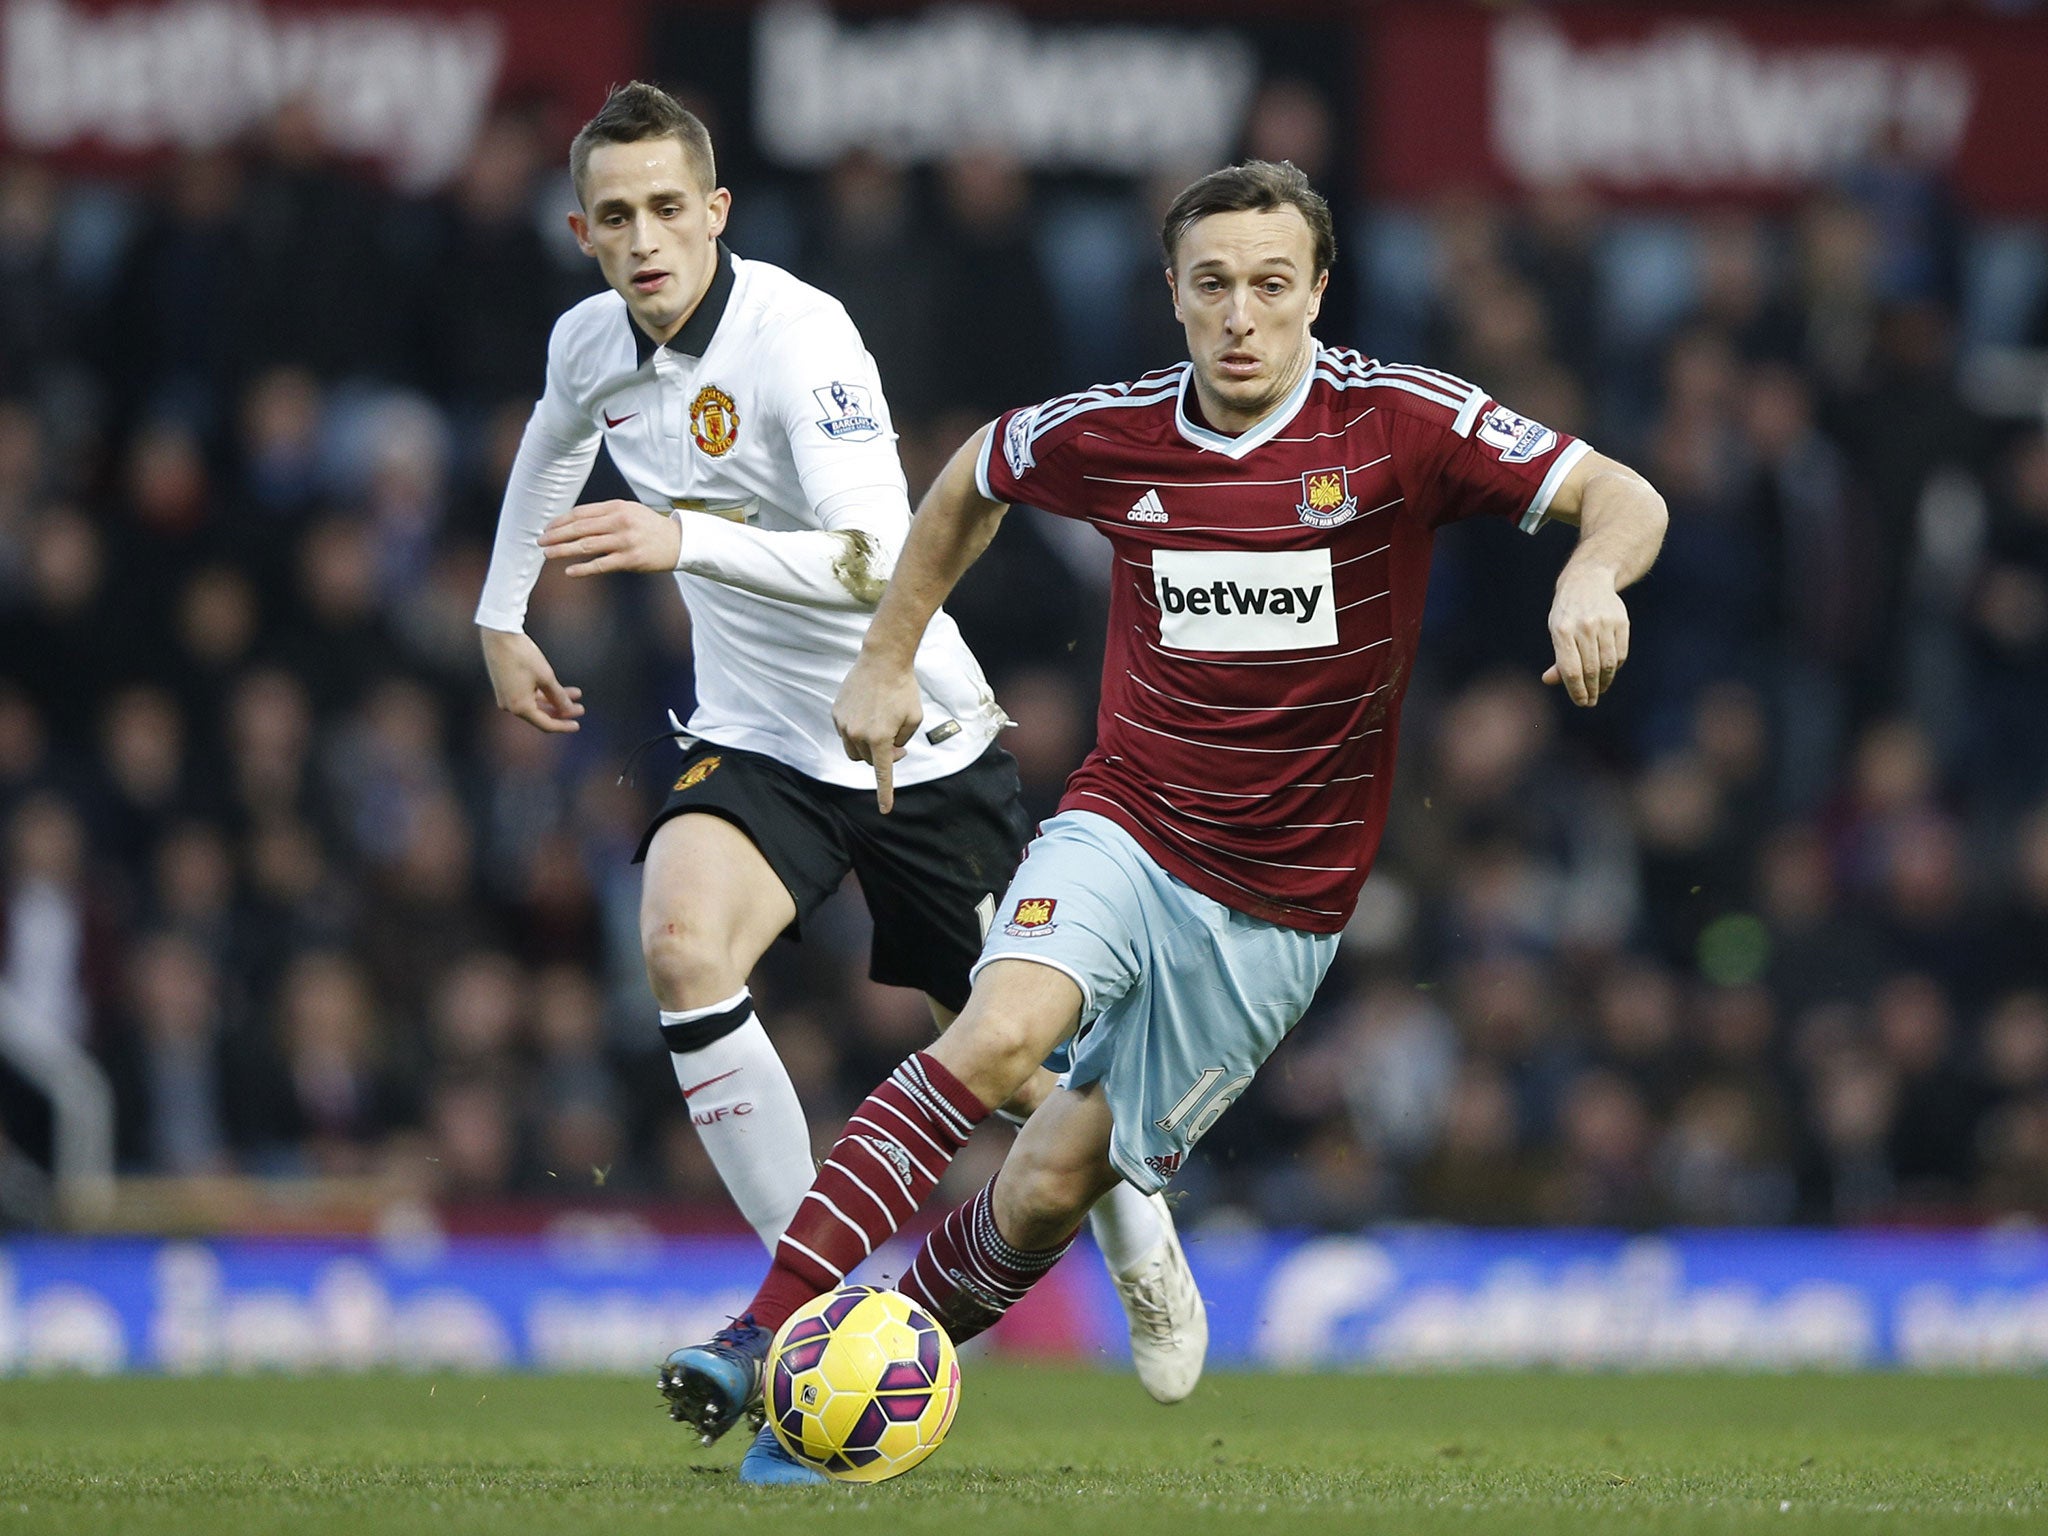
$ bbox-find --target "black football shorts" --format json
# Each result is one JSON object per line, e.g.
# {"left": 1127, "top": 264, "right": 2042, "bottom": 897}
{"left": 634, "top": 740, "right": 1030, "bottom": 1013}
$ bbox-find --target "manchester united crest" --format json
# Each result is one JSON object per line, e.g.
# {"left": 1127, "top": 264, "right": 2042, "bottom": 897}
{"left": 1297, "top": 467, "right": 1359, "bottom": 529}
{"left": 673, "top": 755, "right": 722, "bottom": 792}
{"left": 689, "top": 385, "right": 739, "bottom": 457}
{"left": 1004, "top": 896, "right": 1058, "bottom": 938}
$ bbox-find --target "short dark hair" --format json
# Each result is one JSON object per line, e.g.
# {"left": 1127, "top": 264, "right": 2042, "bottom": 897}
{"left": 570, "top": 82, "right": 716, "bottom": 204}
{"left": 1161, "top": 160, "right": 1336, "bottom": 276}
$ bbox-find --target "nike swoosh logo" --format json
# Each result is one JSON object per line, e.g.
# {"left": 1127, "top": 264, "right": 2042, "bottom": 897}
{"left": 680, "top": 1068, "right": 741, "bottom": 1100}
{"left": 604, "top": 410, "right": 638, "bottom": 429}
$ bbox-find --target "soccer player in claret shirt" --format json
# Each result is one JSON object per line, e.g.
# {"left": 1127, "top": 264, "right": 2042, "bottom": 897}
{"left": 663, "top": 160, "right": 1669, "bottom": 1482}
{"left": 472, "top": 83, "right": 1207, "bottom": 1452}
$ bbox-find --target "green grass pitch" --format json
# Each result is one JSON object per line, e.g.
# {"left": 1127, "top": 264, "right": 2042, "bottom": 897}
{"left": 0, "top": 1368, "right": 2043, "bottom": 1535}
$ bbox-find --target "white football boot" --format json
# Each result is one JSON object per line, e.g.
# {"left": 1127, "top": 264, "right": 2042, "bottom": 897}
{"left": 1105, "top": 1191, "right": 1207, "bottom": 1403}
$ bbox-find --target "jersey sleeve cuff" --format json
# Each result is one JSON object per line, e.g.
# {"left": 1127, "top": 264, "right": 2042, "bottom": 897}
{"left": 974, "top": 424, "right": 999, "bottom": 502}
{"left": 1521, "top": 439, "right": 1591, "bottom": 534}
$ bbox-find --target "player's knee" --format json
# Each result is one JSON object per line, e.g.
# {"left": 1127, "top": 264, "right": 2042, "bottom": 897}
{"left": 640, "top": 918, "right": 747, "bottom": 1011}
{"left": 996, "top": 1069, "right": 1054, "bottom": 1121}
{"left": 942, "top": 1009, "right": 1050, "bottom": 1103}
{"left": 992, "top": 1156, "right": 1094, "bottom": 1247}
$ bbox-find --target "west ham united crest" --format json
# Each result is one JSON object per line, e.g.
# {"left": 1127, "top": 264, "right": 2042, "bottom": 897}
{"left": 690, "top": 384, "right": 739, "bottom": 457}
{"left": 1004, "top": 897, "right": 1058, "bottom": 938}
{"left": 1296, "top": 467, "right": 1359, "bottom": 528}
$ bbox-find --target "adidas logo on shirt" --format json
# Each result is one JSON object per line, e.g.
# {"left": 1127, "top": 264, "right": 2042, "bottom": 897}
{"left": 1127, "top": 489, "right": 1169, "bottom": 523}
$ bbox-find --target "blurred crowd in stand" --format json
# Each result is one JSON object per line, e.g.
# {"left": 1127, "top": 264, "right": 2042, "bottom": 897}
{"left": 4, "top": 78, "right": 2048, "bottom": 1233}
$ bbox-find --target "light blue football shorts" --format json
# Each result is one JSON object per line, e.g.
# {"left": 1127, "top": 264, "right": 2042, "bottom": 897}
{"left": 971, "top": 810, "right": 1340, "bottom": 1193}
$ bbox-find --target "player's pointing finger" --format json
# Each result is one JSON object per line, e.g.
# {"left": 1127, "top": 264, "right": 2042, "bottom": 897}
{"left": 873, "top": 749, "right": 895, "bottom": 816}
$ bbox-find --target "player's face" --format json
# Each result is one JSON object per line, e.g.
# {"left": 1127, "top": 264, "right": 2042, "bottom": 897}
{"left": 1168, "top": 206, "right": 1328, "bottom": 431}
{"left": 570, "top": 137, "right": 731, "bottom": 342}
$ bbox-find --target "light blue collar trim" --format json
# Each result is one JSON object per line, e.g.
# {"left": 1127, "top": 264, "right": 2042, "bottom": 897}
{"left": 1172, "top": 350, "right": 1318, "bottom": 460}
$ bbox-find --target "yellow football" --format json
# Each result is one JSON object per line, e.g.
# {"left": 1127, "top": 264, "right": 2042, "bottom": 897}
{"left": 765, "top": 1285, "right": 962, "bottom": 1483}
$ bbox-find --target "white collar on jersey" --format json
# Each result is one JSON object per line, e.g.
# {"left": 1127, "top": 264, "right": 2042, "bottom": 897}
{"left": 1172, "top": 347, "right": 1318, "bottom": 460}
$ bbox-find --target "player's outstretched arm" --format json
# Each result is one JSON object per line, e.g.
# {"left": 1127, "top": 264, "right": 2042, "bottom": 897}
{"left": 1538, "top": 450, "right": 1669, "bottom": 707}
{"left": 479, "top": 626, "right": 586, "bottom": 734}
{"left": 538, "top": 496, "right": 907, "bottom": 613}
{"left": 834, "top": 425, "right": 1009, "bottom": 812}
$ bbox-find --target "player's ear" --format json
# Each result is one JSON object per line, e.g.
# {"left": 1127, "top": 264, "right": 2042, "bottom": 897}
{"left": 1304, "top": 268, "right": 1328, "bottom": 326}
{"left": 1166, "top": 267, "right": 1184, "bottom": 324}
{"left": 567, "top": 210, "right": 596, "bottom": 257}
{"left": 706, "top": 187, "right": 732, "bottom": 238}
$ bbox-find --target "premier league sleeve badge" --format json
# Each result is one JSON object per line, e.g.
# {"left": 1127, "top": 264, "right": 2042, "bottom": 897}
{"left": 813, "top": 382, "right": 884, "bottom": 442}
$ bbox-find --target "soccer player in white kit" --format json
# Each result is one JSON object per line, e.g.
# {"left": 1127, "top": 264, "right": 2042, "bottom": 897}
{"left": 472, "top": 84, "right": 1202, "bottom": 1427}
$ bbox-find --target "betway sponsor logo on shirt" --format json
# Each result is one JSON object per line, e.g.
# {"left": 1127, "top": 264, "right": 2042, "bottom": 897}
{"left": 1152, "top": 549, "right": 1336, "bottom": 653}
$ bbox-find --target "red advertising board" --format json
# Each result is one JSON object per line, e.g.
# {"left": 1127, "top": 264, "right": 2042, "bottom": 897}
{"left": 1368, "top": 4, "right": 2048, "bottom": 214}
{"left": 0, "top": 0, "right": 647, "bottom": 187}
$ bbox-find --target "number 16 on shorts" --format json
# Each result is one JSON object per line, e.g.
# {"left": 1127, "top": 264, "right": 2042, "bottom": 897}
{"left": 1155, "top": 1067, "right": 1252, "bottom": 1143}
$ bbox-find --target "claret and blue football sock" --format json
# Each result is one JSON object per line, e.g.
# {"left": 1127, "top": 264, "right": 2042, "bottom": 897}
{"left": 746, "top": 1050, "right": 989, "bottom": 1331}
{"left": 660, "top": 987, "right": 815, "bottom": 1250}
{"left": 899, "top": 1177, "right": 1078, "bottom": 1343}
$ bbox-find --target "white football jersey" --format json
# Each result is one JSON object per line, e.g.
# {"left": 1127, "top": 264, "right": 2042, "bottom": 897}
{"left": 476, "top": 246, "right": 1004, "bottom": 788}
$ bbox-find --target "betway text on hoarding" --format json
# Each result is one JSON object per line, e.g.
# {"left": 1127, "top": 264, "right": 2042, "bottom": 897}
{"left": 1369, "top": 5, "right": 2048, "bottom": 213}
{"left": 0, "top": 0, "right": 640, "bottom": 187}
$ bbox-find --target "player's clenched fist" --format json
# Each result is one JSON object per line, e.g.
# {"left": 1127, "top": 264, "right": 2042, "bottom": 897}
{"left": 1543, "top": 565, "right": 1631, "bottom": 707}
{"left": 833, "top": 653, "right": 923, "bottom": 813}
{"left": 540, "top": 499, "right": 683, "bottom": 576}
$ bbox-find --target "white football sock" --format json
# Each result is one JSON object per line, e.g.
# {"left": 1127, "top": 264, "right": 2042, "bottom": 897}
{"left": 1088, "top": 1179, "right": 1165, "bottom": 1276}
{"left": 661, "top": 990, "right": 814, "bottom": 1250}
